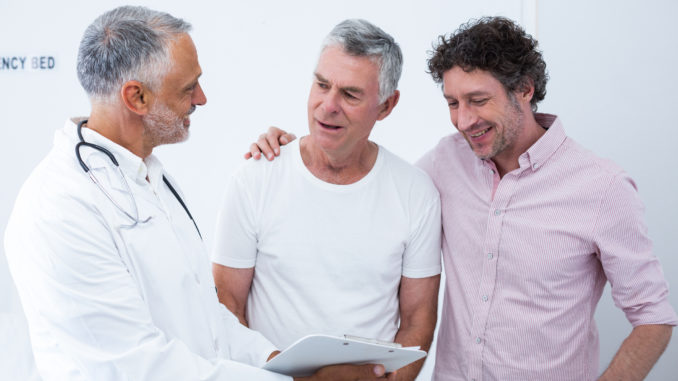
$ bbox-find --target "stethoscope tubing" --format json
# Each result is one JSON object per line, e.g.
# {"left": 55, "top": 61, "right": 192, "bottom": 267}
{"left": 75, "top": 119, "right": 202, "bottom": 239}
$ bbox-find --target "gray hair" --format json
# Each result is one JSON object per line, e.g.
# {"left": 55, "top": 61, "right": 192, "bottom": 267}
{"left": 76, "top": 6, "right": 192, "bottom": 102}
{"left": 321, "top": 19, "right": 403, "bottom": 103}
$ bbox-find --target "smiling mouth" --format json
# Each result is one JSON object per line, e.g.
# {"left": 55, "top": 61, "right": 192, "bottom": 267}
{"left": 469, "top": 127, "right": 491, "bottom": 138}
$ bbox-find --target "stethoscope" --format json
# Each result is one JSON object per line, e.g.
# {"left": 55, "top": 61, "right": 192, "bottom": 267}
{"left": 75, "top": 119, "right": 202, "bottom": 239}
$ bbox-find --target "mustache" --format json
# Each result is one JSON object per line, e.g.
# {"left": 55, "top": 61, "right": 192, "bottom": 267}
{"left": 187, "top": 105, "right": 196, "bottom": 116}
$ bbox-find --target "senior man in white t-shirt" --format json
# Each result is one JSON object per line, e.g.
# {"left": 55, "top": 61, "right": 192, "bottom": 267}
{"left": 211, "top": 19, "right": 441, "bottom": 381}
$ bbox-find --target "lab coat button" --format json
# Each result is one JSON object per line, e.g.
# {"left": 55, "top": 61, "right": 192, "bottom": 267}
{"left": 194, "top": 273, "right": 200, "bottom": 285}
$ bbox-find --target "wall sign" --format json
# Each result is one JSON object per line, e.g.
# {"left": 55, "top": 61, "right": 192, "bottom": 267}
{"left": 1, "top": 55, "right": 56, "bottom": 71}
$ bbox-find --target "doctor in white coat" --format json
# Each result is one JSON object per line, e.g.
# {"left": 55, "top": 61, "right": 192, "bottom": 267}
{"left": 3, "top": 6, "right": 388, "bottom": 381}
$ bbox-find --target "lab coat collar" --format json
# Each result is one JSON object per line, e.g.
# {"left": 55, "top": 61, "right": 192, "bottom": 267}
{"left": 59, "top": 118, "right": 165, "bottom": 187}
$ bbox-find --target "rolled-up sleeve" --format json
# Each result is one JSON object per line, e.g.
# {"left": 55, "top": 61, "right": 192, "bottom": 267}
{"left": 594, "top": 172, "right": 678, "bottom": 327}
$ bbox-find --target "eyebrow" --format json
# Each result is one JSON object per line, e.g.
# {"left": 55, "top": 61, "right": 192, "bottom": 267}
{"left": 314, "top": 73, "right": 364, "bottom": 95}
{"left": 443, "top": 90, "right": 491, "bottom": 101}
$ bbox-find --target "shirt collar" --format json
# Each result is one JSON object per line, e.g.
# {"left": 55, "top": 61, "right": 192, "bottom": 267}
{"left": 61, "top": 117, "right": 164, "bottom": 186}
{"left": 518, "top": 113, "right": 566, "bottom": 172}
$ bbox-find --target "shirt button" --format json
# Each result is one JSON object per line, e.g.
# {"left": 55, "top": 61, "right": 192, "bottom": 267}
{"left": 487, "top": 253, "right": 494, "bottom": 260}
{"left": 532, "top": 163, "right": 539, "bottom": 170}
{"left": 494, "top": 209, "right": 501, "bottom": 216}
{"left": 482, "top": 295, "right": 488, "bottom": 302}
{"left": 475, "top": 337, "right": 482, "bottom": 344}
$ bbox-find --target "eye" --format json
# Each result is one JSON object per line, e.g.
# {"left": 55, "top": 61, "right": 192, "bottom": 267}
{"left": 471, "top": 98, "right": 488, "bottom": 106}
{"left": 447, "top": 100, "right": 458, "bottom": 109}
{"left": 344, "top": 91, "right": 358, "bottom": 100}
{"left": 317, "top": 81, "right": 329, "bottom": 90}
{"left": 185, "top": 83, "right": 198, "bottom": 93}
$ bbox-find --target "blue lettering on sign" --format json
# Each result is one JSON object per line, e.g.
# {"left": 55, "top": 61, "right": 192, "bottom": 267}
{"left": 1, "top": 57, "right": 27, "bottom": 70}
{"left": 1, "top": 56, "right": 55, "bottom": 71}
{"left": 31, "top": 56, "right": 56, "bottom": 70}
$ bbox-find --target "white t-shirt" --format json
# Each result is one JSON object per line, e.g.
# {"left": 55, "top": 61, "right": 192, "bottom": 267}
{"left": 212, "top": 139, "right": 441, "bottom": 349}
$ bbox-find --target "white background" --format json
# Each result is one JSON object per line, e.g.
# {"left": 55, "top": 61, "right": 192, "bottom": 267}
{"left": 1, "top": 0, "right": 676, "bottom": 380}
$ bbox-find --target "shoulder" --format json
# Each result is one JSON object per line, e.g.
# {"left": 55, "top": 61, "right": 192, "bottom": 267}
{"left": 5, "top": 146, "right": 113, "bottom": 265}
{"left": 378, "top": 146, "right": 439, "bottom": 201}
{"left": 17, "top": 146, "right": 97, "bottom": 214}
{"left": 558, "top": 138, "right": 627, "bottom": 181}
{"left": 226, "top": 140, "right": 299, "bottom": 193}
{"left": 416, "top": 132, "right": 474, "bottom": 187}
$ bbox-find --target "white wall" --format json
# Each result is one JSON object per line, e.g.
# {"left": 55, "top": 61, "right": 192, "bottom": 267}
{"left": 1, "top": 1, "right": 675, "bottom": 380}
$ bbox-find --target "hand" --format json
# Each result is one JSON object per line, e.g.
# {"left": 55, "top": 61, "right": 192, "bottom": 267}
{"left": 267, "top": 350, "right": 280, "bottom": 361}
{"left": 294, "top": 364, "right": 393, "bottom": 381}
{"left": 244, "top": 126, "right": 296, "bottom": 161}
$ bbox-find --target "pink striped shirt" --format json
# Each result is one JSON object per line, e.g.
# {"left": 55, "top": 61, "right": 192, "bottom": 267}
{"left": 417, "top": 113, "right": 678, "bottom": 381}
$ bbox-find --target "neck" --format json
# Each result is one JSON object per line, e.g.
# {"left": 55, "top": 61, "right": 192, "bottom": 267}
{"left": 87, "top": 103, "right": 150, "bottom": 158}
{"left": 300, "top": 136, "right": 378, "bottom": 185}
{"left": 492, "top": 113, "right": 546, "bottom": 178}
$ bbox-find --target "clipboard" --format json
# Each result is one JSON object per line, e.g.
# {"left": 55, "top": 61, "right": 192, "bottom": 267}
{"left": 262, "top": 334, "right": 427, "bottom": 377}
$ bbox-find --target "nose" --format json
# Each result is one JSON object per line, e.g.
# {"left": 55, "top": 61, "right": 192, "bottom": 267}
{"left": 454, "top": 102, "right": 478, "bottom": 132}
{"left": 192, "top": 82, "right": 207, "bottom": 106}
{"left": 320, "top": 89, "right": 341, "bottom": 115}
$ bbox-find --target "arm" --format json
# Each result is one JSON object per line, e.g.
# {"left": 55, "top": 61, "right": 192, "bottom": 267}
{"left": 594, "top": 173, "right": 678, "bottom": 380}
{"left": 244, "top": 126, "right": 297, "bottom": 160}
{"left": 392, "top": 275, "right": 440, "bottom": 381}
{"left": 213, "top": 263, "right": 254, "bottom": 326}
{"left": 598, "top": 324, "right": 672, "bottom": 381}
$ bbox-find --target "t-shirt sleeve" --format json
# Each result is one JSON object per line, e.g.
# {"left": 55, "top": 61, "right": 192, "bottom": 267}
{"left": 402, "top": 175, "right": 442, "bottom": 278}
{"left": 211, "top": 167, "right": 259, "bottom": 269}
{"left": 595, "top": 172, "right": 678, "bottom": 327}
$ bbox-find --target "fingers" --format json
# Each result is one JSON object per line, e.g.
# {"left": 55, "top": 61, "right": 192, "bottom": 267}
{"left": 246, "top": 142, "right": 263, "bottom": 160}
{"left": 313, "top": 363, "right": 386, "bottom": 380}
{"left": 267, "top": 350, "right": 281, "bottom": 361}
{"left": 244, "top": 127, "right": 295, "bottom": 161}
{"left": 262, "top": 131, "right": 281, "bottom": 160}
{"left": 280, "top": 132, "right": 297, "bottom": 145}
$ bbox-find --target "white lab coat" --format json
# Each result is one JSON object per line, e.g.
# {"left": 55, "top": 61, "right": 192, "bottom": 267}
{"left": 4, "top": 119, "right": 291, "bottom": 381}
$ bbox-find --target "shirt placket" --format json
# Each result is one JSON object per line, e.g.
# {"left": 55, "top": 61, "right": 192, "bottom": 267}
{"left": 468, "top": 165, "right": 520, "bottom": 381}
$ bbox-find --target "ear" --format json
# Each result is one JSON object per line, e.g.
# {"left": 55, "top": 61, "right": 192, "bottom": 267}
{"left": 376, "top": 90, "right": 400, "bottom": 121}
{"left": 517, "top": 77, "right": 535, "bottom": 104}
{"left": 120, "top": 80, "right": 151, "bottom": 115}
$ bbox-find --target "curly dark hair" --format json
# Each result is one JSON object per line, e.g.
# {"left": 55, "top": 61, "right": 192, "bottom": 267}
{"left": 427, "top": 16, "right": 548, "bottom": 111}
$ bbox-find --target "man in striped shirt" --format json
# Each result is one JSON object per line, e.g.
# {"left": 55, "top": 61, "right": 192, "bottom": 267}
{"left": 248, "top": 16, "right": 677, "bottom": 381}
{"left": 418, "top": 17, "right": 677, "bottom": 381}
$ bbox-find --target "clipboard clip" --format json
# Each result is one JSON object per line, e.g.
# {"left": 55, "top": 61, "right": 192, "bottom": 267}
{"left": 343, "top": 334, "right": 403, "bottom": 348}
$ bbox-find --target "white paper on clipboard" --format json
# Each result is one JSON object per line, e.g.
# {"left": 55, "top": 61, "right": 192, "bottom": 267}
{"left": 262, "top": 334, "right": 427, "bottom": 377}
